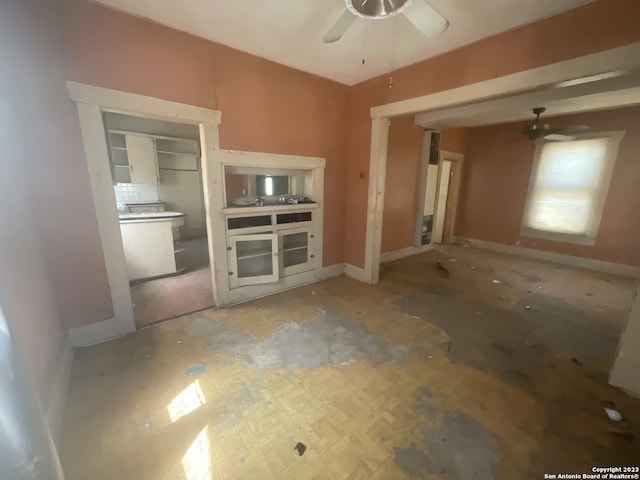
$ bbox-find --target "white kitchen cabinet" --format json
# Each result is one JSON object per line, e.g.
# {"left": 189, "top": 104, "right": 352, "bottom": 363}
{"left": 119, "top": 213, "right": 185, "bottom": 281}
{"left": 125, "top": 134, "right": 158, "bottom": 185}
{"left": 224, "top": 208, "right": 316, "bottom": 289}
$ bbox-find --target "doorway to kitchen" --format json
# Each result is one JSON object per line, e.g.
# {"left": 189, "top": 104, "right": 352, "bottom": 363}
{"left": 67, "top": 81, "right": 222, "bottom": 345}
{"left": 104, "top": 112, "right": 214, "bottom": 327}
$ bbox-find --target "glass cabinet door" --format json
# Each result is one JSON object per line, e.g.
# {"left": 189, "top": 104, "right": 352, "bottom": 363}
{"left": 280, "top": 228, "right": 313, "bottom": 276}
{"left": 228, "top": 234, "right": 279, "bottom": 288}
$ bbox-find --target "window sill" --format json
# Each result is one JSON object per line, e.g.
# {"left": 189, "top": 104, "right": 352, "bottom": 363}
{"left": 520, "top": 228, "right": 596, "bottom": 247}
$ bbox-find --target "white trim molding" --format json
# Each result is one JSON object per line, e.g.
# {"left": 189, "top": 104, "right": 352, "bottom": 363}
{"left": 371, "top": 43, "right": 640, "bottom": 119}
{"left": 66, "top": 81, "right": 222, "bottom": 346}
{"left": 520, "top": 131, "right": 625, "bottom": 246}
{"left": 344, "top": 263, "right": 369, "bottom": 283}
{"left": 226, "top": 263, "right": 345, "bottom": 306}
{"left": 361, "top": 43, "right": 640, "bottom": 292}
{"left": 380, "top": 244, "right": 433, "bottom": 264}
{"left": 66, "top": 81, "right": 221, "bottom": 125}
{"left": 454, "top": 237, "right": 640, "bottom": 278}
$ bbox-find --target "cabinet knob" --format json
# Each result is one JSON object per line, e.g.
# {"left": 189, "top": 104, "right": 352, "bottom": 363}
{"left": 310, "top": 234, "right": 314, "bottom": 238}
{"left": 227, "top": 246, "right": 232, "bottom": 251}
{"left": 229, "top": 271, "right": 234, "bottom": 276}
{"left": 310, "top": 255, "right": 314, "bottom": 258}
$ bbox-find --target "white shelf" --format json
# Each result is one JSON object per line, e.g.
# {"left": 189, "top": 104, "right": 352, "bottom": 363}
{"left": 223, "top": 204, "right": 317, "bottom": 215}
{"left": 156, "top": 150, "right": 198, "bottom": 156}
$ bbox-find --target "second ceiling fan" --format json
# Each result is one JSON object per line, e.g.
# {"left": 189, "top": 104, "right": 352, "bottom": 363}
{"left": 322, "top": 0, "right": 449, "bottom": 44}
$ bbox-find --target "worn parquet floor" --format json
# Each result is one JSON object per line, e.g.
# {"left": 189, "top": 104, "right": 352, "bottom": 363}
{"left": 60, "top": 247, "right": 640, "bottom": 479}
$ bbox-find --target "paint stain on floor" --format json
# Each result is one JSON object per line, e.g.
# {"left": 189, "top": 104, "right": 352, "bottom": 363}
{"left": 394, "top": 412, "right": 501, "bottom": 480}
{"left": 185, "top": 307, "right": 410, "bottom": 370}
{"left": 60, "top": 247, "right": 640, "bottom": 480}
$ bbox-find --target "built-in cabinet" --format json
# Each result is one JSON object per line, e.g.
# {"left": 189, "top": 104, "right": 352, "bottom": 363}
{"left": 225, "top": 208, "right": 316, "bottom": 289}
{"left": 218, "top": 151, "right": 325, "bottom": 301}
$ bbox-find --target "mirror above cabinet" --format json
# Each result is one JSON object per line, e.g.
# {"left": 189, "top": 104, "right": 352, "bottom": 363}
{"left": 224, "top": 165, "right": 314, "bottom": 208}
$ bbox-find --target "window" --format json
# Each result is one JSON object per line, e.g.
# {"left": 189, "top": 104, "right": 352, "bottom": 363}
{"left": 521, "top": 132, "right": 623, "bottom": 245}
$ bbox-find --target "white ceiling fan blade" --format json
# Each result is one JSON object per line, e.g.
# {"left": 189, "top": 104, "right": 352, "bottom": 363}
{"left": 322, "top": 9, "right": 356, "bottom": 44}
{"left": 403, "top": 0, "right": 449, "bottom": 38}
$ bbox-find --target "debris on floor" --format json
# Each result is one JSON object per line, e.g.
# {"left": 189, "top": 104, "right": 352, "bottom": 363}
{"left": 294, "top": 442, "right": 307, "bottom": 456}
{"left": 603, "top": 402, "right": 623, "bottom": 422}
{"left": 571, "top": 357, "right": 583, "bottom": 366}
{"left": 448, "top": 258, "right": 457, "bottom": 262}
{"left": 436, "top": 261, "right": 450, "bottom": 278}
{"left": 185, "top": 363, "right": 206, "bottom": 376}
{"left": 492, "top": 279, "right": 501, "bottom": 284}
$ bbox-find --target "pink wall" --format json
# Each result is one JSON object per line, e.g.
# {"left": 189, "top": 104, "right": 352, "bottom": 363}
{"left": 59, "top": 0, "right": 349, "bottom": 280}
{"left": 0, "top": 0, "right": 75, "bottom": 400}
{"left": 344, "top": 0, "right": 640, "bottom": 267}
{"left": 381, "top": 117, "right": 424, "bottom": 253}
{"left": 440, "top": 128, "right": 469, "bottom": 156}
{"left": 455, "top": 107, "right": 640, "bottom": 266}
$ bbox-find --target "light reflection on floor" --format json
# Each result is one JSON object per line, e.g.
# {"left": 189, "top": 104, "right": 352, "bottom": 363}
{"left": 182, "top": 426, "right": 212, "bottom": 480}
{"left": 168, "top": 380, "right": 207, "bottom": 423}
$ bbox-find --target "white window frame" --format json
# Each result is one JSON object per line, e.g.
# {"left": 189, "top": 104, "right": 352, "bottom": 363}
{"left": 520, "top": 131, "right": 624, "bottom": 246}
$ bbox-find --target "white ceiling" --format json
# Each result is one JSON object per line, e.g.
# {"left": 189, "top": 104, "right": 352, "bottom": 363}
{"left": 92, "top": 0, "right": 595, "bottom": 85}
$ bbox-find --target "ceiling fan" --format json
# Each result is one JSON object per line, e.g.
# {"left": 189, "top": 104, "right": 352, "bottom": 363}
{"left": 522, "top": 107, "right": 589, "bottom": 142}
{"left": 322, "top": 0, "right": 449, "bottom": 44}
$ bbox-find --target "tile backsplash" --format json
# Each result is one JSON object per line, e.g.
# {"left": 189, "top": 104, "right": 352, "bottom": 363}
{"left": 114, "top": 183, "right": 159, "bottom": 203}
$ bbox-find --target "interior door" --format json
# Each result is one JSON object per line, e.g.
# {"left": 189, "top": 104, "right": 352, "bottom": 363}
{"left": 228, "top": 233, "right": 279, "bottom": 288}
{"left": 433, "top": 160, "right": 452, "bottom": 243}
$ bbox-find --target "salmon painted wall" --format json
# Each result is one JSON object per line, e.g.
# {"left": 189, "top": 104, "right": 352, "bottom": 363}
{"left": 344, "top": 0, "right": 640, "bottom": 267}
{"left": 56, "top": 0, "right": 349, "bottom": 326}
{"left": 0, "top": 0, "right": 77, "bottom": 401}
{"left": 381, "top": 117, "right": 424, "bottom": 253}
{"left": 456, "top": 107, "right": 640, "bottom": 266}
{"left": 440, "top": 128, "right": 469, "bottom": 156}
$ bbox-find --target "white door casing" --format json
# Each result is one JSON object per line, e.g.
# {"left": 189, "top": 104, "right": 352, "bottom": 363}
{"left": 67, "top": 81, "right": 222, "bottom": 347}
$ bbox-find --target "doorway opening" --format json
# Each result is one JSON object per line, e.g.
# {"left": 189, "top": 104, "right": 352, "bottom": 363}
{"left": 67, "top": 81, "right": 222, "bottom": 346}
{"left": 103, "top": 112, "right": 214, "bottom": 327}
{"left": 413, "top": 130, "right": 464, "bottom": 250}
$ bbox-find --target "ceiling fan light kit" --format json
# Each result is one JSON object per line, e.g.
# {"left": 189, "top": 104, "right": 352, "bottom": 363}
{"left": 346, "top": 0, "right": 411, "bottom": 19}
{"left": 322, "top": 0, "right": 449, "bottom": 44}
{"left": 522, "top": 107, "right": 589, "bottom": 142}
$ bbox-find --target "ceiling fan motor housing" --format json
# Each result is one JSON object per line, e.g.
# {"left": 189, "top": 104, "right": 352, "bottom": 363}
{"left": 346, "top": 0, "right": 411, "bottom": 19}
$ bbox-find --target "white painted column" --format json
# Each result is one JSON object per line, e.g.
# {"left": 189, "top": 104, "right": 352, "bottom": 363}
{"left": 364, "top": 117, "right": 390, "bottom": 285}
{"left": 610, "top": 281, "right": 640, "bottom": 396}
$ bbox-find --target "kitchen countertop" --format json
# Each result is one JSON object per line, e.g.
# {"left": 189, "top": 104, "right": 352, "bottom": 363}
{"left": 118, "top": 211, "right": 185, "bottom": 222}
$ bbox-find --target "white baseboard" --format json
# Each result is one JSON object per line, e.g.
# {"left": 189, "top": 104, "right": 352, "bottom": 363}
{"left": 454, "top": 237, "right": 640, "bottom": 278}
{"left": 380, "top": 244, "right": 433, "bottom": 264}
{"left": 344, "top": 263, "right": 368, "bottom": 282}
{"left": 227, "top": 263, "right": 346, "bottom": 306}
{"left": 68, "top": 316, "right": 135, "bottom": 348}
{"left": 44, "top": 333, "right": 74, "bottom": 444}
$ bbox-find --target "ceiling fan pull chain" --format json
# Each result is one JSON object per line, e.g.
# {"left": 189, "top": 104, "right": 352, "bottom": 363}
{"left": 362, "top": 18, "right": 367, "bottom": 65}
{"left": 389, "top": 14, "right": 397, "bottom": 88}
